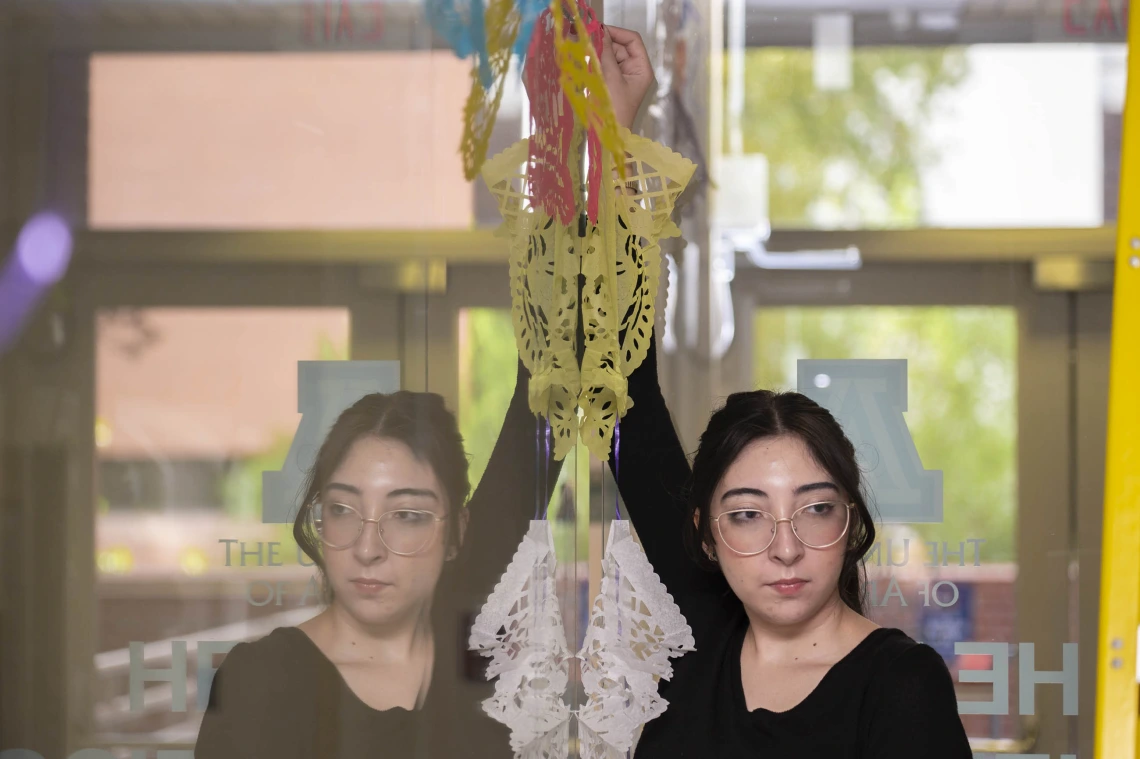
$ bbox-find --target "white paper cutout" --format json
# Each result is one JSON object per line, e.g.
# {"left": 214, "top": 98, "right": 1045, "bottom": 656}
{"left": 471, "top": 520, "right": 694, "bottom": 759}
{"left": 470, "top": 520, "right": 572, "bottom": 759}
{"left": 578, "top": 722, "right": 631, "bottom": 759}
{"left": 577, "top": 520, "right": 695, "bottom": 754}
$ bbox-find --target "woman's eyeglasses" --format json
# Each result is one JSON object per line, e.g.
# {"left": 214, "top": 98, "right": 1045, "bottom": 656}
{"left": 313, "top": 501, "right": 448, "bottom": 556}
{"left": 712, "top": 501, "right": 854, "bottom": 556}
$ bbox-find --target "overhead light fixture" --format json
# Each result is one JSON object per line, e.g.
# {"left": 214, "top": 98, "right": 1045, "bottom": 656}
{"left": 721, "top": 227, "right": 862, "bottom": 272}
{"left": 813, "top": 13, "right": 853, "bottom": 92}
{"left": 714, "top": 158, "right": 861, "bottom": 272}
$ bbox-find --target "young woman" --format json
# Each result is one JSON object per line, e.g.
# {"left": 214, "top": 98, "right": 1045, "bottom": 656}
{"left": 195, "top": 362, "right": 556, "bottom": 759}
{"left": 195, "top": 29, "right": 654, "bottom": 759}
{"left": 608, "top": 330, "right": 973, "bottom": 757}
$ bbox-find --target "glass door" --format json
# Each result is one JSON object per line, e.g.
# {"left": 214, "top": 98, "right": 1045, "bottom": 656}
{"left": 679, "top": 261, "right": 1108, "bottom": 759}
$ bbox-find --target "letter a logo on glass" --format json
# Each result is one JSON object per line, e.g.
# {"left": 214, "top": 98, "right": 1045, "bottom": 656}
{"left": 797, "top": 360, "right": 943, "bottom": 524}
{"left": 262, "top": 361, "right": 401, "bottom": 524}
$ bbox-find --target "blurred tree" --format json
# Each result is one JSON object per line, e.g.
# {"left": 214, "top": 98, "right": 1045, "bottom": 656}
{"left": 458, "top": 308, "right": 519, "bottom": 490}
{"left": 220, "top": 329, "right": 349, "bottom": 552}
{"left": 220, "top": 432, "right": 296, "bottom": 550}
{"left": 754, "top": 307, "right": 1017, "bottom": 562}
{"left": 736, "top": 47, "right": 968, "bottom": 227}
{"left": 315, "top": 329, "right": 349, "bottom": 361}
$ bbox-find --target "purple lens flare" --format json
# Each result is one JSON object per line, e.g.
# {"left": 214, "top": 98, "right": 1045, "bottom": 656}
{"left": 17, "top": 212, "right": 73, "bottom": 285}
{"left": 0, "top": 212, "right": 74, "bottom": 354}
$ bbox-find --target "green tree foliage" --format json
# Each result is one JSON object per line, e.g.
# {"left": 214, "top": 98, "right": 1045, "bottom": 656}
{"left": 735, "top": 47, "right": 967, "bottom": 227}
{"left": 458, "top": 309, "right": 520, "bottom": 490}
{"left": 754, "top": 308, "right": 1017, "bottom": 562}
{"left": 221, "top": 433, "right": 290, "bottom": 521}
{"left": 315, "top": 330, "right": 349, "bottom": 361}
{"left": 738, "top": 49, "right": 1011, "bottom": 562}
{"left": 219, "top": 433, "right": 297, "bottom": 552}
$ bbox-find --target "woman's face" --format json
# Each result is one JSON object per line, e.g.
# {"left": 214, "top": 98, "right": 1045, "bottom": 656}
{"left": 319, "top": 436, "right": 452, "bottom": 630}
{"left": 707, "top": 434, "right": 850, "bottom": 629}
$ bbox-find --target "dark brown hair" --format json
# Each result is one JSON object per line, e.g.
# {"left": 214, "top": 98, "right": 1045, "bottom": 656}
{"left": 292, "top": 391, "right": 471, "bottom": 601}
{"left": 684, "top": 390, "right": 876, "bottom": 615}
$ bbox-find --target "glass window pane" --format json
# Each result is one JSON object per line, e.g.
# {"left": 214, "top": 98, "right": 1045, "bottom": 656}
{"left": 732, "top": 45, "right": 1123, "bottom": 229}
{"left": 755, "top": 305, "right": 1020, "bottom": 741}
{"left": 89, "top": 53, "right": 472, "bottom": 230}
{"left": 95, "top": 307, "right": 349, "bottom": 742}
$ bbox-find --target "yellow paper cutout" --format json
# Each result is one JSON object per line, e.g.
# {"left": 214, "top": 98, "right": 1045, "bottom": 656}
{"left": 578, "top": 128, "right": 695, "bottom": 459}
{"left": 484, "top": 126, "right": 695, "bottom": 461}
{"left": 460, "top": 0, "right": 520, "bottom": 181}
{"left": 550, "top": 0, "right": 626, "bottom": 186}
{"left": 483, "top": 133, "right": 584, "bottom": 460}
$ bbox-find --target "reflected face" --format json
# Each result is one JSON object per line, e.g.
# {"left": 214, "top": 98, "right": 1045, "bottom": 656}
{"left": 708, "top": 435, "right": 850, "bottom": 628}
{"left": 318, "top": 436, "right": 451, "bottom": 628}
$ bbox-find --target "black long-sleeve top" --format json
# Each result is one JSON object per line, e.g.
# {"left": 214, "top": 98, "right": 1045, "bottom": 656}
{"left": 608, "top": 337, "right": 973, "bottom": 759}
{"left": 195, "top": 361, "right": 558, "bottom": 759}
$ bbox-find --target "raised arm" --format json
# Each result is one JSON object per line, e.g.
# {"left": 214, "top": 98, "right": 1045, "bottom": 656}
{"left": 458, "top": 359, "right": 561, "bottom": 600}
{"left": 608, "top": 333, "right": 731, "bottom": 623}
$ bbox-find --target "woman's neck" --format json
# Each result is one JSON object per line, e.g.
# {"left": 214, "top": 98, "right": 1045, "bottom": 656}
{"left": 742, "top": 593, "right": 860, "bottom": 665}
{"left": 319, "top": 600, "right": 434, "bottom": 665}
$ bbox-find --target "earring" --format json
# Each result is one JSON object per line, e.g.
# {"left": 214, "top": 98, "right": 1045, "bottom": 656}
{"left": 704, "top": 546, "right": 718, "bottom": 563}
{"left": 446, "top": 546, "right": 459, "bottom": 561}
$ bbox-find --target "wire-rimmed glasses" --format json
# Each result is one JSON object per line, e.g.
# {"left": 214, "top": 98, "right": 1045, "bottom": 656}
{"left": 712, "top": 501, "right": 854, "bottom": 556}
{"left": 313, "top": 501, "right": 448, "bottom": 556}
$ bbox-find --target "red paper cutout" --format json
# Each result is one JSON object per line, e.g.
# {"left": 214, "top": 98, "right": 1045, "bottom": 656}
{"left": 524, "top": 0, "right": 605, "bottom": 225}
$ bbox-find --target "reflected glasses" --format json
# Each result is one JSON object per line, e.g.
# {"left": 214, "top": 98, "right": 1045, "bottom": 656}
{"left": 313, "top": 501, "right": 448, "bottom": 556}
{"left": 713, "top": 501, "right": 854, "bottom": 556}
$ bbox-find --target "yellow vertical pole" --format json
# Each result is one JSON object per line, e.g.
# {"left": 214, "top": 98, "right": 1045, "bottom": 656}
{"left": 1095, "top": 8, "right": 1140, "bottom": 758}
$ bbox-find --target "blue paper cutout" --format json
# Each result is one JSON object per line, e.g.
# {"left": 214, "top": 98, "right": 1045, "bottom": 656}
{"left": 426, "top": 0, "right": 494, "bottom": 88}
{"left": 514, "top": 0, "right": 546, "bottom": 59}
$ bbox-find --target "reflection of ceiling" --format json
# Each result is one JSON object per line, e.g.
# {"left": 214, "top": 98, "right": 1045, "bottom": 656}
{"left": 2, "top": 0, "right": 1127, "bottom": 45}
